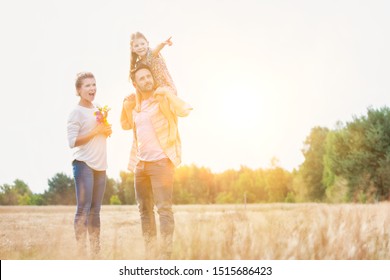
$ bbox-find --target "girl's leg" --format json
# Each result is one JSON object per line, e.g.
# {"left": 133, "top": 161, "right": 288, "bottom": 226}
{"left": 157, "top": 97, "right": 177, "bottom": 145}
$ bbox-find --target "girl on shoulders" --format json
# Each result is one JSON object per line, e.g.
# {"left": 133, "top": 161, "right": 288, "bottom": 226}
{"left": 129, "top": 32, "right": 177, "bottom": 95}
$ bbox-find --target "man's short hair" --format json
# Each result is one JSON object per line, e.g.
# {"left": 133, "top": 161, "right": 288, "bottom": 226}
{"left": 131, "top": 63, "right": 152, "bottom": 82}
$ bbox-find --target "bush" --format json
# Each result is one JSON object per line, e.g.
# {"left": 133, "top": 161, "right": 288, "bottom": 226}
{"left": 110, "top": 195, "right": 122, "bottom": 205}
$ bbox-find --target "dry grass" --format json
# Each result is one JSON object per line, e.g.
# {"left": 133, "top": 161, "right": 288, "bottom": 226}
{"left": 1, "top": 203, "right": 390, "bottom": 260}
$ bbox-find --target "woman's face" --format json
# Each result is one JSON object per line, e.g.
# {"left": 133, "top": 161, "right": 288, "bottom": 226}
{"left": 132, "top": 37, "right": 149, "bottom": 58}
{"left": 77, "top": 78, "right": 96, "bottom": 104}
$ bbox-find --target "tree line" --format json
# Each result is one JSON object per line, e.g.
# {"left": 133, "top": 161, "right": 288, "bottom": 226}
{"left": 2, "top": 106, "right": 390, "bottom": 205}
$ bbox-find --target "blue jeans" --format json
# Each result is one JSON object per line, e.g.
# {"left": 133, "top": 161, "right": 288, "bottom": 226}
{"left": 134, "top": 158, "right": 175, "bottom": 258}
{"left": 72, "top": 160, "right": 106, "bottom": 254}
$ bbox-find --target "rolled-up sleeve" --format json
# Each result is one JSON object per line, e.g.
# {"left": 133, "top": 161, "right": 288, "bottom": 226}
{"left": 165, "top": 92, "right": 193, "bottom": 117}
{"left": 67, "top": 112, "right": 80, "bottom": 148}
{"left": 121, "top": 102, "right": 134, "bottom": 130}
{"left": 174, "top": 102, "right": 193, "bottom": 117}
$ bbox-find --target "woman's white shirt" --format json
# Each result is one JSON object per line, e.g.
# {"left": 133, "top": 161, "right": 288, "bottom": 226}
{"left": 67, "top": 104, "right": 107, "bottom": 171}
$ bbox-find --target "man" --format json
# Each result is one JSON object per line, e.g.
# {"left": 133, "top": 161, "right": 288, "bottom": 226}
{"left": 121, "top": 63, "right": 192, "bottom": 259}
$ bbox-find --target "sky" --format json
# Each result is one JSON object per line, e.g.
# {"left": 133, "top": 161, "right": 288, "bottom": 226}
{"left": 1, "top": 0, "right": 390, "bottom": 194}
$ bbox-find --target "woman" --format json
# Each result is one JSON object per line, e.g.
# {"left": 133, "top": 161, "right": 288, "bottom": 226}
{"left": 67, "top": 72, "right": 112, "bottom": 257}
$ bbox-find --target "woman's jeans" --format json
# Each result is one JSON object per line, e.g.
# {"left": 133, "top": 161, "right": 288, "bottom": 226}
{"left": 135, "top": 158, "right": 175, "bottom": 258}
{"left": 72, "top": 160, "right": 106, "bottom": 254}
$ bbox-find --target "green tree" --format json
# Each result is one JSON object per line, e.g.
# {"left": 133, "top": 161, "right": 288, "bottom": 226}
{"left": 30, "top": 193, "right": 45, "bottom": 205}
{"left": 173, "top": 165, "right": 215, "bottom": 204}
{"left": 174, "top": 165, "right": 196, "bottom": 204}
{"left": 44, "top": 173, "right": 75, "bottom": 205}
{"left": 1, "top": 184, "right": 19, "bottom": 205}
{"left": 0, "top": 180, "right": 33, "bottom": 205}
{"left": 109, "top": 195, "right": 122, "bottom": 205}
{"left": 117, "top": 171, "right": 136, "bottom": 205}
{"left": 215, "top": 191, "right": 236, "bottom": 203}
{"left": 214, "top": 169, "right": 238, "bottom": 202}
{"left": 231, "top": 166, "right": 267, "bottom": 203}
{"left": 102, "top": 177, "right": 117, "bottom": 205}
{"left": 299, "top": 126, "right": 329, "bottom": 201}
{"left": 265, "top": 161, "right": 293, "bottom": 202}
{"left": 323, "top": 107, "right": 390, "bottom": 201}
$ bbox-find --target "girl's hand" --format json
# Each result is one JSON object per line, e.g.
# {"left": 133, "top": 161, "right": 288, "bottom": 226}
{"left": 153, "top": 37, "right": 173, "bottom": 57}
{"left": 164, "top": 36, "right": 173, "bottom": 46}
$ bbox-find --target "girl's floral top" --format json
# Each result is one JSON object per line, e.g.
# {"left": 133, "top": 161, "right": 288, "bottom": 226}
{"left": 142, "top": 49, "right": 177, "bottom": 95}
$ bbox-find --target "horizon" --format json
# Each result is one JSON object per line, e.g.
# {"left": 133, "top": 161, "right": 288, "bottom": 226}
{"left": 1, "top": 0, "right": 390, "bottom": 193}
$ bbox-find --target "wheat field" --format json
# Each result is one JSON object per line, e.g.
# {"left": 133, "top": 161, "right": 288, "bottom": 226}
{"left": 1, "top": 203, "right": 390, "bottom": 260}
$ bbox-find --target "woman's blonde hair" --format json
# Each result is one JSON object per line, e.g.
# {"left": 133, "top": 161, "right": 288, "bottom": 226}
{"left": 75, "top": 72, "right": 95, "bottom": 89}
{"left": 75, "top": 72, "right": 95, "bottom": 96}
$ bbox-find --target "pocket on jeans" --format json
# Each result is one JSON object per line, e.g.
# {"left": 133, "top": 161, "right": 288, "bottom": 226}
{"left": 72, "top": 159, "right": 83, "bottom": 166}
{"left": 156, "top": 158, "right": 173, "bottom": 167}
{"left": 135, "top": 161, "right": 144, "bottom": 170}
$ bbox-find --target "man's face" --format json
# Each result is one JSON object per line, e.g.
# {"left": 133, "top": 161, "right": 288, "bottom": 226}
{"left": 134, "top": 68, "right": 155, "bottom": 93}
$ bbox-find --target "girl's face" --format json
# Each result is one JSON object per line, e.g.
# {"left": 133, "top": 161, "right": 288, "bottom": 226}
{"left": 77, "top": 78, "right": 96, "bottom": 104}
{"left": 132, "top": 37, "right": 149, "bottom": 58}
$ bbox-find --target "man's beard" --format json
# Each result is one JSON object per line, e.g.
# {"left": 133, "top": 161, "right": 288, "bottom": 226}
{"left": 144, "top": 82, "right": 154, "bottom": 91}
{"left": 139, "top": 82, "right": 154, "bottom": 92}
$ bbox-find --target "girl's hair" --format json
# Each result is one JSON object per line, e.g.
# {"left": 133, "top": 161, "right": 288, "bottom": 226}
{"left": 129, "top": 32, "right": 149, "bottom": 81}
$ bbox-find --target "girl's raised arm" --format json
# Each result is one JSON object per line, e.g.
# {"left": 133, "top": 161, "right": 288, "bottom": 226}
{"left": 152, "top": 36, "right": 172, "bottom": 56}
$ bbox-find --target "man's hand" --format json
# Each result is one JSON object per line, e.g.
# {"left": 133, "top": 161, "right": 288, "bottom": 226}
{"left": 123, "top": 93, "right": 136, "bottom": 110}
{"left": 121, "top": 94, "right": 135, "bottom": 130}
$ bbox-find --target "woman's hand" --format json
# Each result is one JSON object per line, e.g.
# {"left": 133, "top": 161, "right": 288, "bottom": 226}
{"left": 103, "top": 124, "right": 112, "bottom": 137}
{"left": 74, "top": 123, "right": 112, "bottom": 146}
{"left": 92, "top": 123, "right": 112, "bottom": 138}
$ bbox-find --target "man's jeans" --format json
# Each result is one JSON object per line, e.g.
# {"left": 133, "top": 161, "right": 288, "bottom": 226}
{"left": 72, "top": 160, "right": 106, "bottom": 255}
{"left": 135, "top": 158, "right": 175, "bottom": 258}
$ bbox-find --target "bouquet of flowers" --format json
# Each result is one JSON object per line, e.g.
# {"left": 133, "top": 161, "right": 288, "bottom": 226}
{"left": 94, "top": 105, "right": 111, "bottom": 125}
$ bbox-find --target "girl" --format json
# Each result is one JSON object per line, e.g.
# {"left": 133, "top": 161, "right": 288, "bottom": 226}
{"left": 129, "top": 32, "right": 176, "bottom": 95}
{"left": 129, "top": 32, "right": 178, "bottom": 144}
{"left": 67, "top": 72, "right": 112, "bottom": 258}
